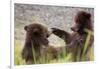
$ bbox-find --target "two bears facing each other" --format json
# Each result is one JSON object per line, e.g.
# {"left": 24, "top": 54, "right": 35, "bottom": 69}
{"left": 22, "top": 11, "right": 94, "bottom": 64}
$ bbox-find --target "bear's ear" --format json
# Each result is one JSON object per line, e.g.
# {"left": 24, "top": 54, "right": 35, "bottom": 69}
{"left": 24, "top": 26, "right": 28, "bottom": 31}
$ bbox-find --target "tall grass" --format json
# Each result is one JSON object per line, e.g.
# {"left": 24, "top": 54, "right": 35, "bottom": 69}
{"left": 14, "top": 40, "right": 26, "bottom": 65}
{"left": 14, "top": 30, "right": 94, "bottom": 65}
{"left": 81, "top": 29, "right": 94, "bottom": 61}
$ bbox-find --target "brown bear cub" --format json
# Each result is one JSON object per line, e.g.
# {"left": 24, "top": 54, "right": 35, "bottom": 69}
{"left": 52, "top": 11, "right": 94, "bottom": 61}
{"left": 69, "top": 11, "right": 93, "bottom": 61}
{"left": 22, "top": 23, "right": 51, "bottom": 64}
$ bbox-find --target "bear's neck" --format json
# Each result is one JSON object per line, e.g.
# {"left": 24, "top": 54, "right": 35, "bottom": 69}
{"left": 25, "top": 36, "right": 41, "bottom": 51}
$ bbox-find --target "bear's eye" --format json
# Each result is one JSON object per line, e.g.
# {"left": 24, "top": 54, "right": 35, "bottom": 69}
{"left": 33, "top": 32, "right": 39, "bottom": 35}
{"left": 32, "top": 29, "right": 41, "bottom": 36}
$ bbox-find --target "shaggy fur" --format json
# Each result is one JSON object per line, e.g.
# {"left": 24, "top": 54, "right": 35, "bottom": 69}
{"left": 22, "top": 23, "right": 51, "bottom": 64}
{"left": 52, "top": 11, "right": 94, "bottom": 61}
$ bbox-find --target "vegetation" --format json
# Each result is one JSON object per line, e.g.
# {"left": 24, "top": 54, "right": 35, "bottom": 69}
{"left": 14, "top": 30, "right": 94, "bottom": 65}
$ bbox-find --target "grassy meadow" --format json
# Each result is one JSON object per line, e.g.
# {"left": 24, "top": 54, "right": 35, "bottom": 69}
{"left": 14, "top": 30, "right": 94, "bottom": 65}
